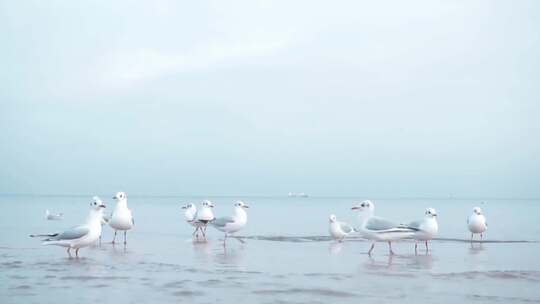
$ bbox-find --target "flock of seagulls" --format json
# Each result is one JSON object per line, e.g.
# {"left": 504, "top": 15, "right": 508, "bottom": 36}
{"left": 181, "top": 200, "right": 249, "bottom": 244}
{"left": 31, "top": 192, "right": 134, "bottom": 257}
{"left": 31, "top": 194, "right": 488, "bottom": 258}
{"left": 330, "top": 200, "right": 487, "bottom": 256}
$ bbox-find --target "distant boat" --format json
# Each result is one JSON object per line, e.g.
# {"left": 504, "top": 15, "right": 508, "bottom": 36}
{"left": 45, "top": 210, "right": 63, "bottom": 220}
{"left": 288, "top": 192, "right": 309, "bottom": 198}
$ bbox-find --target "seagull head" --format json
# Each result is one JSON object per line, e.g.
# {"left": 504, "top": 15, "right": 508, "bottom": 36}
{"left": 473, "top": 207, "right": 482, "bottom": 215}
{"left": 235, "top": 201, "right": 249, "bottom": 209}
{"left": 90, "top": 197, "right": 106, "bottom": 210}
{"left": 182, "top": 203, "right": 195, "bottom": 210}
{"left": 202, "top": 200, "right": 215, "bottom": 208}
{"left": 351, "top": 200, "right": 374, "bottom": 213}
{"left": 113, "top": 192, "right": 126, "bottom": 201}
{"left": 425, "top": 207, "right": 437, "bottom": 218}
{"left": 329, "top": 214, "right": 337, "bottom": 223}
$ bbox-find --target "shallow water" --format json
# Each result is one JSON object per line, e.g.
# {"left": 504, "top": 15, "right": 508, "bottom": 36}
{"left": 1, "top": 195, "right": 540, "bottom": 303}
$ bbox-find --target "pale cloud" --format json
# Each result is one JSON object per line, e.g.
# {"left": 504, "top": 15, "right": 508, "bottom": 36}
{"left": 97, "top": 38, "right": 288, "bottom": 88}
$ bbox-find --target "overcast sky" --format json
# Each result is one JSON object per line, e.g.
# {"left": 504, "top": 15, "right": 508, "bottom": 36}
{"left": 0, "top": 0, "right": 539, "bottom": 197}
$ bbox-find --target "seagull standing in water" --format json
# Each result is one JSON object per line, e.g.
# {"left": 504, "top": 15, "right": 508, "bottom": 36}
{"left": 182, "top": 203, "right": 205, "bottom": 238}
{"left": 30, "top": 198, "right": 106, "bottom": 257}
{"left": 351, "top": 200, "right": 415, "bottom": 256}
{"left": 210, "top": 201, "right": 249, "bottom": 245}
{"left": 328, "top": 214, "right": 355, "bottom": 242}
{"left": 196, "top": 200, "right": 215, "bottom": 238}
{"left": 406, "top": 208, "right": 439, "bottom": 255}
{"left": 468, "top": 207, "right": 487, "bottom": 241}
{"left": 109, "top": 192, "right": 134, "bottom": 245}
{"left": 92, "top": 196, "right": 108, "bottom": 245}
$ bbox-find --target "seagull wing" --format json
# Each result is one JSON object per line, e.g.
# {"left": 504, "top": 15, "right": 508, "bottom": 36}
{"left": 48, "top": 226, "right": 90, "bottom": 241}
{"left": 366, "top": 216, "right": 417, "bottom": 233}
{"left": 339, "top": 222, "right": 354, "bottom": 233}
{"left": 211, "top": 216, "right": 235, "bottom": 228}
{"left": 403, "top": 220, "right": 423, "bottom": 231}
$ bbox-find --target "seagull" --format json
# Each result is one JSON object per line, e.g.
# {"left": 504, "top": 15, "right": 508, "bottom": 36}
{"left": 468, "top": 207, "right": 487, "bottom": 241}
{"left": 92, "top": 196, "right": 108, "bottom": 245}
{"left": 406, "top": 208, "right": 439, "bottom": 255}
{"left": 196, "top": 200, "right": 215, "bottom": 237}
{"left": 45, "top": 210, "right": 63, "bottom": 221}
{"left": 328, "top": 214, "right": 355, "bottom": 242}
{"left": 351, "top": 200, "right": 415, "bottom": 256}
{"left": 30, "top": 198, "right": 106, "bottom": 257}
{"left": 109, "top": 192, "right": 134, "bottom": 245}
{"left": 210, "top": 201, "right": 249, "bottom": 245}
{"left": 181, "top": 203, "right": 205, "bottom": 238}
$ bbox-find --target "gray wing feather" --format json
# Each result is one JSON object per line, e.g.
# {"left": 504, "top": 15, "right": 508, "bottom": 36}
{"left": 405, "top": 220, "right": 422, "bottom": 231}
{"left": 50, "top": 226, "right": 89, "bottom": 241}
{"left": 211, "top": 216, "right": 235, "bottom": 228}
{"left": 366, "top": 217, "right": 400, "bottom": 231}
{"left": 339, "top": 222, "right": 354, "bottom": 233}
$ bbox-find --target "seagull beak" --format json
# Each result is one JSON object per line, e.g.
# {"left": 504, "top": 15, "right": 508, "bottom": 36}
{"left": 181, "top": 206, "right": 187, "bottom": 209}
{"left": 243, "top": 205, "right": 249, "bottom": 208}
{"left": 351, "top": 206, "right": 359, "bottom": 210}
{"left": 100, "top": 205, "right": 106, "bottom": 208}
{"left": 112, "top": 196, "right": 117, "bottom": 199}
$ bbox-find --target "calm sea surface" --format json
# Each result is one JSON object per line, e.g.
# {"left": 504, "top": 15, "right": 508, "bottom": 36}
{"left": 1, "top": 195, "right": 539, "bottom": 303}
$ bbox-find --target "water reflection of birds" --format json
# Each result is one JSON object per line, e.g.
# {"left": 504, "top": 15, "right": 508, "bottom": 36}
{"left": 192, "top": 239, "right": 213, "bottom": 264}
{"left": 214, "top": 245, "right": 246, "bottom": 270}
{"left": 365, "top": 254, "right": 395, "bottom": 270}
{"left": 329, "top": 242, "right": 344, "bottom": 254}
{"left": 406, "top": 254, "right": 434, "bottom": 269}
{"left": 469, "top": 242, "right": 486, "bottom": 255}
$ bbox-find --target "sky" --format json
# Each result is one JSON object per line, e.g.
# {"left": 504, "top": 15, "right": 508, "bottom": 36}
{"left": 0, "top": 0, "right": 539, "bottom": 198}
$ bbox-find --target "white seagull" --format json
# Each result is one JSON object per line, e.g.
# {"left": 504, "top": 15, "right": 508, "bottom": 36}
{"left": 328, "top": 214, "right": 355, "bottom": 242}
{"left": 210, "top": 201, "right": 249, "bottom": 245}
{"left": 181, "top": 203, "right": 205, "bottom": 237}
{"left": 109, "top": 192, "right": 134, "bottom": 245}
{"left": 45, "top": 210, "right": 64, "bottom": 221}
{"left": 31, "top": 198, "right": 106, "bottom": 257}
{"left": 468, "top": 207, "right": 487, "bottom": 241}
{"left": 406, "top": 208, "right": 439, "bottom": 254}
{"left": 351, "top": 200, "right": 415, "bottom": 256}
{"left": 196, "top": 200, "right": 215, "bottom": 237}
{"left": 92, "top": 196, "right": 108, "bottom": 245}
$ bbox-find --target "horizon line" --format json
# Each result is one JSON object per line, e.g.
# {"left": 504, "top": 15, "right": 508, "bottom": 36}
{"left": 0, "top": 192, "right": 538, "bottom": 201}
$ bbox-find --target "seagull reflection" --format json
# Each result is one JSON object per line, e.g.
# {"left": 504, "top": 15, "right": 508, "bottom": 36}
{"left": 406, "top": 253, "right": 434, "bottom": 269}
{"left": 329, "top": 242, "right": 344, "bottom": 255}
{"left": 192, "top": 239, "right": 212, "bottom": 263}
{"left": 214, "top": 245, "right": 245, "bottom": 269}
{"left": 469, "top": 242, "right": 486, "bottom": 255}
{"left": 365, "top": 253, "right": 395, "bottom": 270}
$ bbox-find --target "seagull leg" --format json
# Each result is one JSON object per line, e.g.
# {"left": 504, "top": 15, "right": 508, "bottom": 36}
{"left": 99, "top": 235, "right": 102, "bottom": 247}
{"left": 471, "top": 233, "right": 474, "bottom": 242}
{"left": 480, "top": 233, "right": 483, "bottom": 241}
{"left": 192, "top": 227, "right": 199, "bottom": 237}
{"left": 415, "top": 242, "right": 418, "bottom": 255}
{"left": 202, "top": 226, "right": 207, "bottom": 239}
{"left": 75, "top": 248, "right": 80, "bottom": 258}
{"left": 112, "top": 230, "right": 117, "bottom": 244}
{"left": 388, "top": 241, "right": 395, "bottom": 255}
{"left": 368, "top": 243, "right": 375, "bottom": 256}
{"left": 66, "top": 248, "right": 72, "bottom": 258}
{"left": 123, "top": 231, "right": 127, "bottom": 245}
{"left": 223, "top": 233, "right": 228, "bottom": 247}
{"left": 425, "top": 241, "right": 429, "bottom": 253}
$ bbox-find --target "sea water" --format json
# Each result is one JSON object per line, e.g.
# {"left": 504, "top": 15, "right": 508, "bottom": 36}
{"left": 1, "top": 195, "right": 539, "bottom": 303}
